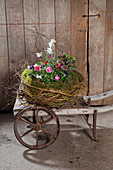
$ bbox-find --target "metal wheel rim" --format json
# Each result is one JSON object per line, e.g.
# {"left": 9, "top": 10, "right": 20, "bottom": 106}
{"left": 14, "top": 106, "right": 60, "bottom": 150}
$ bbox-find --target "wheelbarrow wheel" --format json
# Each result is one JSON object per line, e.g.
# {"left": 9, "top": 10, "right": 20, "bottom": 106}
{"left": 14, "top": 106, "right": 60, "bottom": 150}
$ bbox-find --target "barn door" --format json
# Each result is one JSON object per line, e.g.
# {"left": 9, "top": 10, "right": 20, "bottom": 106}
{"left": 89, "top": 0, "right": 113, "bottom": 105}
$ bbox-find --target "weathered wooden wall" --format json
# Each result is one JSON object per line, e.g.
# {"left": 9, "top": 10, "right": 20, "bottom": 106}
{"left": 0, "top": 0, "right": 88, "bottom": 110}
{"left": 0, "top": 0, "right": 113, "bottom": 110}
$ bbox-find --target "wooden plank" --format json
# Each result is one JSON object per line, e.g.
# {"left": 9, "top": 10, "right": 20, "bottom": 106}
{"left": 103, "top": 0, "right": 113, "bottom": 105}
{"left": 0, "top": 0, "right": 8, "bottom": 110}
{"left": 89, "top": 0, "right": 106, "bottom": 105}
{"left": 6, "top": 0, "right": 25, "bottom": 69}
{"left": 39, "top": 0, "right": 55, "bottom": 53}
{"left": 71, "top": 0, "right": 88, "bottom": 95}
{"left": 23, "top": 0, "right": 40, "bottom": 64}
{"left": 55, "top": 0, "right": 71, "bottom": 56}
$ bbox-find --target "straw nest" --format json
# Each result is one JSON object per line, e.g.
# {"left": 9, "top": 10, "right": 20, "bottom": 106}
{"left": 19, "top": 70, "right": 87, "bottom": 109}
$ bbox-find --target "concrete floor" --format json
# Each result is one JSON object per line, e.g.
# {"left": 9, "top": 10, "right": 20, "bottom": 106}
{"left": 1, "top": 111, "right": 113, "bottom": 170}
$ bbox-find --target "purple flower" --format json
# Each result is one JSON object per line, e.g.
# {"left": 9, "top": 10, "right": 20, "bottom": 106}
{"left": 60, "top": 57, "right": 64, "bottom": 63}
{"left": 64, "top": 56, "right": 68, "bottom": 61}
{"left": 61, "top": 65, "right": 67, "bottom": 70}
{"left": 48, "top": 54, "right": 51, "bottom": 59}
{"left": 67, "top": 69, "right": 71, "bottom": 73}
{"left": 67, "top": 60, "right": 72, "bottom": 65}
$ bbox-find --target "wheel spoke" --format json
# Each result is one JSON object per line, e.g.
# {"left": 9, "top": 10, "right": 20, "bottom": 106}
{"left": 40, "top": 127, "right": 54, "bottom": 137}
{"left": 41, "top": 116, "right": 54, "bottom": 125}
{"left": 41, "top": 116, "right": 44, "bottom": 122}
{"left": 36, "top": 131, "right": 38, "bottom": 147}
{"left": 20, "top": 117, "right": 35, "bottom": 127}
{"left": 20, "top": 128, "right": 34, "bottom": 138}
{"left": 35, "top": 108, "right": 39, "bottom": 123}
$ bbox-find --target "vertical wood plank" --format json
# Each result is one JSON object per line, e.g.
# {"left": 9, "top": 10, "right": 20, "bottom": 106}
{"left": 39, "top": 0, "right": 55, "bottom": 52}
{"left": 23, "top": 0, "right": 40, "bottom": 64}
{"left": 6, "top": 0, "right": 25, "bottom": 69}
{"left": 89, "top": 0, "right": 106, "bottom": 105}
{"left": 0, "top": 0, "right": 8, "bottom": 110}
{"left": 103, "top": 0, "right": 113, "bottom": 104}
{"left": 55, "top": 0, "right": 71, "bottom": 56}
{"left": 71, "top": 0, "right": 88, "bottom": 95}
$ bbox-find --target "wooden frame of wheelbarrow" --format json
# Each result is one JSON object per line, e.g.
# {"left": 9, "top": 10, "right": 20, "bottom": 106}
{"left": 13, "top": 90, "right": 113, "bottom": 149}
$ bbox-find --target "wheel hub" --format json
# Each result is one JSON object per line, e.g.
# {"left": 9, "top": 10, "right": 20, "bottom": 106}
{"left": 34, "top": 122, "right": 41, "bottom": 131}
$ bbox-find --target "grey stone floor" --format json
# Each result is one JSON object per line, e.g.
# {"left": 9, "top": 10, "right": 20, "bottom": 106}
{"left": 1, "top": 111, "right": 113, "bottom": 170}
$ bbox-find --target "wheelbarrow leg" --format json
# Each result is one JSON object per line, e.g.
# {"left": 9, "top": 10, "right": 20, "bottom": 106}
{"left": 93, "top": 109, "right": 97, "bottom": 141}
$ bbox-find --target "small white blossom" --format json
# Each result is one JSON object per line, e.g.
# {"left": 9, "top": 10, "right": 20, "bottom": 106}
{"left": 28, "top": 65, "right": 30, "bottom": 69}
{"left": 48, "top": 39, "right": 56, "bottom": 48}
{"left": 51, "top": 39, "right": 56, "bottom": 43}
{"left": 47, "top": 47, "right": 53, "bottom": 54}
{"left": 36, "top": 75, "right": 42, "bottom": 79}
{"left": 34, "top": 64, "right": 37, "bottom": 67}
{"left": 36, "top": 52, "right": 42, "bottom": 58}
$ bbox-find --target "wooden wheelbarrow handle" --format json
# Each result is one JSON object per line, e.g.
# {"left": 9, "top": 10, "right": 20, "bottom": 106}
{"left": 83, "top": 90, "right": 113, "bottom": 102}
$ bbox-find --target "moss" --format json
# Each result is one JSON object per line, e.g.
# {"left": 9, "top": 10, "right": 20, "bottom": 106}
{"left": 20, "top": 68, "right": 86, "bottom": 108}
{"left": 24, "top": 76, "right": 32, "bottom": 84}
{"left": 22, "top": 69, "right": 29, "bottom": 79}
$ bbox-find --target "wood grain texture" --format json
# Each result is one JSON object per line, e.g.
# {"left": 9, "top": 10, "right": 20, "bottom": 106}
{"left": 23, "top": 0, "right": 40, "bottom": 64}
{"left": 55, "top": 0, "right": 71, "bottom": 56}
{"left": 89, "top": 0, "right": 106, "bottom": 105}
{"left": 6, "top": 0, "right": 25, "bottom": 69}
{"left": 39, "top": 0, "right": 55, "bottom": 52}
{"left": 0, "top": 0, "right": 9, "bottom": 110}
{"left": 71, "top": 0, "right": 88, "bottom": 95}
{"left": 103, "top": 0, "right": 113, "bottom": 105}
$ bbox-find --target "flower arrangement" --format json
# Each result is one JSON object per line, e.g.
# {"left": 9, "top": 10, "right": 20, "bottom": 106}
{"left": 22, "top": 39, "right": 76, "bottom": 85}
{"left": 21, "top": 39, "right": 85, "bottom": 108}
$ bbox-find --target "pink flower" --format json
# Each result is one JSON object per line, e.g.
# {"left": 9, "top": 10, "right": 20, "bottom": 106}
{"left": 47, "top": 54, "right": 51, "bottom": 59}
{"left": 55, "top": 75, "right": 60, "bottom": 80}
{"left": 34, "top": 65, "right": 41, "bottom": 72}
{"left": 56, "top": 63, "right": 61, "bottom": 68}
{"left": 46, "top": 67, "right": 52, "bottom": 73}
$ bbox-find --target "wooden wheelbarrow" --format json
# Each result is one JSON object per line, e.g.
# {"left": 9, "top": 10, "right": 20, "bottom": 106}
{"left": 13, "top": 90, "right": 113, "bottom": 150}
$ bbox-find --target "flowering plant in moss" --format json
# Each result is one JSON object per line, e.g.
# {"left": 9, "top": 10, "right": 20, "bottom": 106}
{"left": 22, "top": 39, "right": 77, "bottom": 85}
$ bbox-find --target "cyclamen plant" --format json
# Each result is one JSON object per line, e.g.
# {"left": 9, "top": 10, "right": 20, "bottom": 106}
{"left": 26, "top": 39, "right": 76, "bottom": 84}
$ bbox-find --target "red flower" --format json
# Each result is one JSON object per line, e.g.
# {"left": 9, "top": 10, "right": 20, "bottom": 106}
{"left": 45, "top": 61, "right": 48, "bottom": 65}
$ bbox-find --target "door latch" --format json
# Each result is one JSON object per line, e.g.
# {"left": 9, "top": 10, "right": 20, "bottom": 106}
{"left": 82, "top": 14, "right": 100, "bottom": 17}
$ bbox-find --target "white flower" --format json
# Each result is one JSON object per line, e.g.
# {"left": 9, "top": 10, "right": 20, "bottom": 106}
{"left": 36, "top": 75, "right": 42, "bottom": 79}
{"left": 48, "top": 39, "right": 56, "bottom": 48}
{"left": 36, "top": 52, "right": 42, "bottom": 58}
{"left": 34, "top": 64, "right": 38, "bottom": 67}
{"left": 47, "top": 47, "right": 53, "bottom": 54}
{"left": 51, "top": 39, "right": 56, "bottom": 43}
{"left": 28, "top": 65, "right": 30, "bottom": 69}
